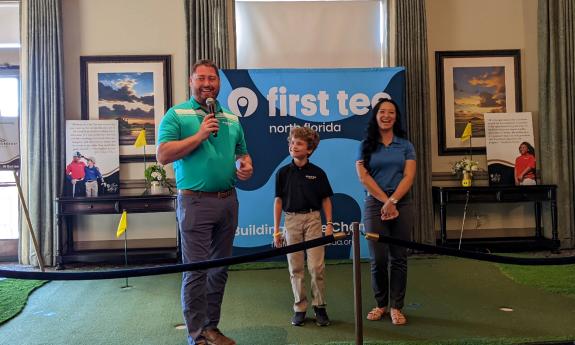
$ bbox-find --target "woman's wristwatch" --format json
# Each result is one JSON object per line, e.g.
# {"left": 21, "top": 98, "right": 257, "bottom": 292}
{"left": 388, "top": 197, "right": 399, "bottom": 204}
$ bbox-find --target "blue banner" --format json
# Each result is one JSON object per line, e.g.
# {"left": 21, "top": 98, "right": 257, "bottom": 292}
{"left": 219, "top": 68, "right": 406, "bottom": 259}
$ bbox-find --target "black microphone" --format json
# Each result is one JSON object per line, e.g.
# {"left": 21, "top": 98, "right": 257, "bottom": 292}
{"left": 206, "top": 98, "right": 217, "bottom": 137}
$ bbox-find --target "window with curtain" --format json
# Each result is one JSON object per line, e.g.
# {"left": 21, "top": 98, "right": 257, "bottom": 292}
{"left": 0, "top": 69, "right": 20, "bottom": 245}
{"left": 0, "top": 1, "right": 20, "bottom": 259}
{"left": 235, "top": 0, "right": 389, "bottom": 68}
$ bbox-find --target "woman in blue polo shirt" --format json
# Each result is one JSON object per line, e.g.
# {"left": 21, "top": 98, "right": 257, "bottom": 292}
{"left": 356, "top": 98, "right": 416, "bottom": 326}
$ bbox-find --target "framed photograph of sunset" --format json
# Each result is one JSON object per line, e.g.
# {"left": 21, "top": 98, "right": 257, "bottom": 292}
{"left": 81, "top": 55, "right": 172, "bottom": 162}
{"left": 435, "top": 50, "right": 522, "bottom": 155}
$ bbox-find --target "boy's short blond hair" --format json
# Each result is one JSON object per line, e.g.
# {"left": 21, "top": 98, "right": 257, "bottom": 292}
{"left": 288, "top": 126, "right": 320, "bottom": 157}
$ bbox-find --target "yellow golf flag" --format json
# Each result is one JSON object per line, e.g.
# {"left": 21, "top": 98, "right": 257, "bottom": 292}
{"left": 116, "top": 210, "right": 127, "bottom": 238}
{"left": 134, "top": 129, "right": 147, "bottom": 148}
{"left": 460, "top": 122, "right": 472, "bottom": 142}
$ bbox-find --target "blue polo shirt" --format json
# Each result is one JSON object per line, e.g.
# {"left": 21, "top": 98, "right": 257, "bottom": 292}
{"left": 357, "top": 137, "right": 416, "bottom": 192}
{"left": 84, "top": 166, "right": 102, "bottom": 181}
{"left": 158, "top": 98, "right": 248, "bottom": 191}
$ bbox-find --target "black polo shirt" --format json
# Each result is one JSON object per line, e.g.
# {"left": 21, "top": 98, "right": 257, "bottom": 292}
{"left": 275, "top": 160, "right": 334, "bottom": 213}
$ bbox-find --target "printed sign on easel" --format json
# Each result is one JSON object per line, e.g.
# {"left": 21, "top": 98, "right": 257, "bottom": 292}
{"left": 484, "top": 112, "right": 536, "bottom": 186}
{"left": 1, "top": 116, "right": 46, "bottom": 269}
{"left": 0, "top": 117, "right": 19, "bottom": 170}
{"left": 65, "top": 120, "right": 120, "bottom": 197}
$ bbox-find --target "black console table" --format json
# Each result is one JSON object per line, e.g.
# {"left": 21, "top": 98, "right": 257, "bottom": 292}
{"left": 432, "top": 185, "right": 559, "bottom": 251}
{"left": 56, "top": 194, "right": 178, "bottom": 269}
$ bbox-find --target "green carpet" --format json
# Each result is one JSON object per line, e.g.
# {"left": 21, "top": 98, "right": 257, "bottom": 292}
{"left": 1, "top": 258, "right": 575, "bottom": 345}
{"left": 497, "top": 263, "right": 575, "bottom": 297}
{"left": 0, "top": 279, "right": 46, "bottom": 325}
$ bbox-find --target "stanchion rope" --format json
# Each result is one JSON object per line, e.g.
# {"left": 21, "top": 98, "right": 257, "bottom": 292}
{"left": 3, "top": 230, "right": 573, "bottom": 281}
{"left": 363, "top": 232, "right": 575, "bottom": 266}
{"left": 0, "top": 233, "right": 348, "bottom": 281}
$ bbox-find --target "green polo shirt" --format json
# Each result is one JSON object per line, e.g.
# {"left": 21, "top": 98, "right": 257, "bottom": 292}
{"left": 158, "top": 98, "right": 248, "bottom": 191}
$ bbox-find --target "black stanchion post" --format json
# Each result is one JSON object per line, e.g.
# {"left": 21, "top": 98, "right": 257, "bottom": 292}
{"left": 351, "top": 221, "right": 363, "bottom": 345}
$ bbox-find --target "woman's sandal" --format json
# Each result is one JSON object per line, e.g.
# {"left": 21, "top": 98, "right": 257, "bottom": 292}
{"left": 366, "top": 307, "right": 387, "bottom": 321}
{"left": 390, "top": 308, "right": 407, "bottom": 325}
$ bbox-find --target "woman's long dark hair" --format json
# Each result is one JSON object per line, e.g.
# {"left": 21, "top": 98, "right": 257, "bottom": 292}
{"left": 360, "top": 98, "right": 406, "bottom": 173}
{"left": 520, "top": 141, "right": 535, "bottom": 156}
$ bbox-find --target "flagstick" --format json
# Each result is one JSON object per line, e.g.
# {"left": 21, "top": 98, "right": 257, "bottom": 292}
{"left": 469, "top": 121, "right": 473, "bottom": 163}
{"left": 142, "top": 128, "right": 148, "bottom": 194}
{"left": 458, "top": 190, "right": 470, "bottom": 250}
{"left": 143, "top": 144, "right": 147, "bottom": 171}
{"left": 143, "top": 145, "right": 148, "bottom": 194}
{"left": 117, "top": 208, "right": 131, "bottom": 289}
{"left": 122, "top": 226, "right": 131, "bottom": 289}
{"left": 459, "top": 121, "right": 473, "bottom": 250}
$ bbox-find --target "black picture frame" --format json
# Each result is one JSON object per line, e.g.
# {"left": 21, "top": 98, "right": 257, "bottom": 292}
{"left": 80, "top": 55, "right": 172, "bottom": 162}
{"left": 435, "top": 49, "right": 522, "bottom": 155}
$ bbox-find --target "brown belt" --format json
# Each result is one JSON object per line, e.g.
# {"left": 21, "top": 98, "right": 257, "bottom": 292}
{"left": 286, "top": 209, "right": 318, "bottom": 215}
{"left": 178, "top": 188, "right": 235, "bottom": 198}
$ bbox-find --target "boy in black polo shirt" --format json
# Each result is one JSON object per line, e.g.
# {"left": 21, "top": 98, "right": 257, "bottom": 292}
{"left": 273, "top": 126, "right": 334, "bottom": 327}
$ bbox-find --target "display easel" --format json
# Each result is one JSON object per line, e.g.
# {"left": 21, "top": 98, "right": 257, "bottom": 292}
{"left": 1, "top": 116, "right": 44, "bottom": 271}
{"left": 12, "top": 170, "right": 45, "bottom": 271}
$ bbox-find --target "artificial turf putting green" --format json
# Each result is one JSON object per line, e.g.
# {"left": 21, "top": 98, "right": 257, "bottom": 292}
{"left": 1, "top": 257, "right": 574, "bottom": 345}
{"left": 0, "top": 279, "right": 47, "bottom": 325}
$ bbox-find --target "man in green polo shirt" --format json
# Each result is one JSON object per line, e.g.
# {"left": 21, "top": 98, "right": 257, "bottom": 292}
{"left": 157, "top": 59, "right": 253, "bottom": 345}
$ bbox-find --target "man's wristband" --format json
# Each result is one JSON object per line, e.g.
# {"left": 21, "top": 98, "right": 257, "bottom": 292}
{"left": 326, "top": 221, "right": 333, "bottom": 225}
{"left": 273, "top": 232, "right": 282, "bottom": 238}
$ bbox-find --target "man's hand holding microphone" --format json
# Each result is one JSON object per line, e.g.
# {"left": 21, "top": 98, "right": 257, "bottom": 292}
{"left": 199, "top": 97, "right": 219, "bottom": 140}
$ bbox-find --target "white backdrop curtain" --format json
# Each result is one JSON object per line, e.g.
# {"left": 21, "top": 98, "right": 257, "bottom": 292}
{"left": 235, "top": 0, "right": 388, "bottom": 68}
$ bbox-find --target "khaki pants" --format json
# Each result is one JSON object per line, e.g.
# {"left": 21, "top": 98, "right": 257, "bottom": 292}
{"left": 284, "top": 211, "right": 326, "bottom": 312}
{"left": 85, "top": 180, "right": 99, "bottom": 197}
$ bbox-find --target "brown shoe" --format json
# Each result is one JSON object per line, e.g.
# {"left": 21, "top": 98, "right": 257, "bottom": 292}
{"left": 201, "top": 328, "right": 236, "bottom": 345}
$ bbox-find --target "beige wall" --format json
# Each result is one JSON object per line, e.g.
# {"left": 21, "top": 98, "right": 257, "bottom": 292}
{"left": 61, "top": 0, "right": 188, "bottom": 242}
{"left": 426, "top": 0, "right": 540, "bottom": 234}
{"left": 62, "top": 0, "right": 185, "bottom": 182}
{"left": 57, "top": 0, "right": 541, "bottom": 243}
{"left": 427, "top": 0, "right": 539, "bottom": 172}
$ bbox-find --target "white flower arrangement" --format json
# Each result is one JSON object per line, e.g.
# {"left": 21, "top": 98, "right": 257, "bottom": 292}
{"left": 145, "top": 164, "right": 167, "bottom": 183}
{"left": 144, "top": 164, "right": 174, "bottom": 193}
{"left": 151, "top": 171, "right": 162, "bottom": 181}
{"left": 450, "top": 157, "right": 479, "bottom": 176}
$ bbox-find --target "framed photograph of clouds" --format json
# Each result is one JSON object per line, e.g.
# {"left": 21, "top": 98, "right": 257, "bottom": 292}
{"left": 80, "top": 55, "right": 172, "bottom": 162}
{"left": 435, "top": 50, "right": 522, "bottom": 155}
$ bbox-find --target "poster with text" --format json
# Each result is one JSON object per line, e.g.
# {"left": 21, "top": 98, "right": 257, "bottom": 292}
{"left": 65, "top": 120, "right": 120, "bottom": 198}
{"left": 484, "top": 112, "right": 535, "bottom": 186}
{"left": 0, "top": 117, "right": 19, "bottom": 170}
{"left": 218, "top": 68, "right": 406, "bottom": 259}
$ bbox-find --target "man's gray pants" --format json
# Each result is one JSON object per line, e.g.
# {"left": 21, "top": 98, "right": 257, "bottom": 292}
{"left": 177, "top": 192, "right": 238, "bottom": 345}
